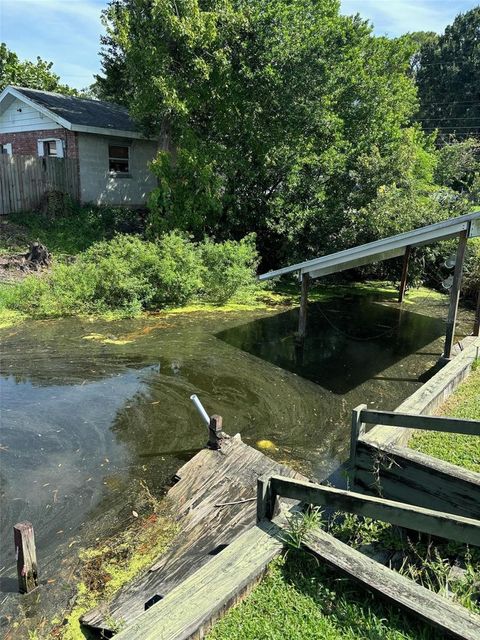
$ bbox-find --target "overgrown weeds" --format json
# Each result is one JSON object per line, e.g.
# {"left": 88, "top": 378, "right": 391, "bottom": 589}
{"left": 0, "top": 231, "right": 261, "bottom": 320}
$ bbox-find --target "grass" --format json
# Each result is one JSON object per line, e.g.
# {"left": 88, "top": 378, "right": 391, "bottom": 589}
{"left": 409, "top": 363, "right": 480, "bottom": 473}
{"left": 208, "top": 552, "right": 437, "bottom": 640}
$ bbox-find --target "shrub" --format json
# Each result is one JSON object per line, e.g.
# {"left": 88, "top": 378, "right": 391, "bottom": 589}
{"left": 463, "top": 238, "right": 480, "bottom": 302}
{"left": 199, "top": 234, "right": 259, "bottom": 304}
{"left": 2, "top": 232, "right": 258, "bottom": 319}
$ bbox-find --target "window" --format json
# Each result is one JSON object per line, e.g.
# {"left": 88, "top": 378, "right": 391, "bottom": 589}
{"left": 37, "top": 138, "right": 63, "bottom": 158}
{"left": 44, "top": 140, "right": 57, "bottom": 157}
{"left": 0, "top": 143, "right": 12, "bottom": 155}
{"left": 109, "top": 145, "right": 130, "bottom": 173}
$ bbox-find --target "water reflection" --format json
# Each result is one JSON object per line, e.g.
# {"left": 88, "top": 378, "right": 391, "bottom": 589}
{"left": 217, "top": 299, "right": 445, "bottom": 393}
{"left": 0, "top": 296, "right": 467, "bottom": 627}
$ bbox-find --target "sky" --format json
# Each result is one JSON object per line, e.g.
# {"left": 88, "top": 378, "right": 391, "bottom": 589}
{"left": 0, "top": 0, "right": 478, "bottom": 90}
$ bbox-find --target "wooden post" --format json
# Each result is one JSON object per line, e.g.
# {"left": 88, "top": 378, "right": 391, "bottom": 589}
{"left": 207, "top": 415, "right": 223, "bottom": 450}
{"left": 297, "top": 273, "right": 310, "bottom": 339}
{"left": 349, "top": 404, "right": 367, "bottom": 487}
{"left": 398, "top": 246, "right": 411, "bottom": 303}
{"left": 444, "top": 231, "right": 468, "bottom": 360}
{"left": 474, "top": 288, "right": 480, "bottom": 337}
{"left": 257, "top": 474, "right": 275, "bottom": 522}
{"left": 14, "top": 522, "right": 38, "bottom": 594}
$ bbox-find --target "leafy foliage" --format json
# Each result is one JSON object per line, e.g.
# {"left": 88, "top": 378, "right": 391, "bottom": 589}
{"left": 0, "top": 42, "right": 75, "bottom": 94}
{"left": 98, "top": 0, "right": 427, "bottom": 265}
{"left": 2, "top": 233, "right": 260, "bottom": 318}
{"left": 415, "top": 8, "right": 480, "bottom": 140}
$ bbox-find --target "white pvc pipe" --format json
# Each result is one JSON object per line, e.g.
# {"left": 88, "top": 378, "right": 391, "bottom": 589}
{"left": 190, "top": 394, "right": 210, "bottom": 426}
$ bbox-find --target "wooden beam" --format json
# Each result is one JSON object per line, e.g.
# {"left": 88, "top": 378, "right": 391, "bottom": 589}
{"left": 398, "top": 246, "right": 411, "bottom": 303}
{"left": 349, "top": 404, "right": 367, "bottom": 484}
{"left": 360, "top": 409, "right": 480, "bottom": 436}
{"left": 268, "top": 475, "right": 480, "bottom": 546}
{"left": 303, "top": 527, "right": 480, "bottom": 640}
{"left": 113, "top": 520, "right": 285, "bottom": 640}
{"left": 297, "top": 273, "right": 310, "bottom": 339}
{"left": 14, "top": 522, "right": 38, "bottom": 594}
{"left": 444, "top": 230, "right": 468, "bottom": 359}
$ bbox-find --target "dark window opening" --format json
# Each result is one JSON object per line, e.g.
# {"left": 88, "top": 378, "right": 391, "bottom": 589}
{"left": 44, "top": 140, "right": 57, "bottom": 157}
{"left": 109, "top": 145, "right": 129, "bottom": 173}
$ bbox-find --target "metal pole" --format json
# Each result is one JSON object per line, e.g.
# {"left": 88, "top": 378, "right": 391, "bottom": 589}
{"left": 298, "top": 273, "right": 310, "bottom": 339}
{"left": 398, "top": 246, "right": 411, "bottom": 303}
{"left": 443, "top": 231, "right": 468, "bottom": 360}
{"left": 190, "top": 394, "right": 210, "bottom": 426}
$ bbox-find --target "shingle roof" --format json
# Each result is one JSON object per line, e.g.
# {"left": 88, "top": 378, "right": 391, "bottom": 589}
{"left": 14, "top": 87, "right": 138, "bottom": 133}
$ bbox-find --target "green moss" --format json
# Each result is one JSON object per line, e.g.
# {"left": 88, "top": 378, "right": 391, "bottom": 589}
{"left": 56, "top": 508, "right": 179, "bottom": 640}
{"left": 409, "top": 366, "right": 480, "bottom": 472}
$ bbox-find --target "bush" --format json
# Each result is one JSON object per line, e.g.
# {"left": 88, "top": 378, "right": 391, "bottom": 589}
{"left": 463, "top": 238, "right": 480, "bottom": 302}
{"left": 199, "top": 234, "right": 259, "bottom": 304}
{"left": 2, "top": 232, "right": 259, "bottom": 318}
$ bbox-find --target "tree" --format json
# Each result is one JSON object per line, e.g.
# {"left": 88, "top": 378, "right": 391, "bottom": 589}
{"left": 98, "top": 0, "right": 439, "bottom": 266}
{"left": 0, "top": 43, "right": 75, "bottom": 94}
{"left": 415, "top": 8, "right": 480, "bottom": 140}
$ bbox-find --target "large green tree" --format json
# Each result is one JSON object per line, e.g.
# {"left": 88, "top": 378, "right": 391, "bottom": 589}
{"left": 0, "top": 43, "right": 75, "bottom": 94}
{"left": 97, "top": 0, "right": 451, "bottom": 265}
{"left": 415, "top": 8, "right": 480, "bottom": 140}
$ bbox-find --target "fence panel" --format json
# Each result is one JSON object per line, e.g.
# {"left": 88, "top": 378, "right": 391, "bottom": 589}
{"left": 0, "top": 155, "right": 79, "bottom": 214}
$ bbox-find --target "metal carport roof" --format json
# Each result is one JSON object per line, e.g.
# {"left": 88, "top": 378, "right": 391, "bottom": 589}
{"left": 259, "top": 211, "right": 480, "bottom": 281}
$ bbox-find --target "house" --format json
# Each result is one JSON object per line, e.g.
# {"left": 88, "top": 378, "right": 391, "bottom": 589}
{"left": 0, "top": 85, "right": 159, "bottom": 207}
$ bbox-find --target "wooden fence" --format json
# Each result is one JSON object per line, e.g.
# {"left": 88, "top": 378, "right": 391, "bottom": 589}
{"left": 0, "top": 155, "right": 79, "bottom": 214}
{"left": 350, "top": 404, "right": 480, "bottom": 518}
{"left": 257, "top": 474, "right": 480, "bottom": 639}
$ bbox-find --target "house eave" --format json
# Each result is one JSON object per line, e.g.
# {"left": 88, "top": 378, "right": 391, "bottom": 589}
{"left": 0, "top": 86, "right": 156, "bottom": 141}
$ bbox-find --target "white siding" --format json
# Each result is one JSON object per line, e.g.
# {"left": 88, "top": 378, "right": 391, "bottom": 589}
{"left": 0, "top": 98, "right": 58, "bottom": 133}
{"left": 77, "top": 133, "right": 158, "bottom": 206}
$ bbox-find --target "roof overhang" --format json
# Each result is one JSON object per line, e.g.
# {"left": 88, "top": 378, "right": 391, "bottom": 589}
{"left": 258, "top": 211, "right": 480, "bottom": 281}
{"left": 0, "top": 86, "right": 154, "bottom": 140}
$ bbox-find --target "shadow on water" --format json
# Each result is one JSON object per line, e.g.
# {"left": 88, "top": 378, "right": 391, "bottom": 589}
{"left": 217, "top": 299, "right": 445, "bottom": 394}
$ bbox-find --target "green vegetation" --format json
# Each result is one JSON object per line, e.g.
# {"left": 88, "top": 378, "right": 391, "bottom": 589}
{"left": 0, "top": 42, "right": 76, "bottom": 94}
{"left": 210, "top": 504, "right": 480, "bottom": 640}
{"left": 96, "top": 0, "right": 478, "bottom": 284}
{"left": 208, "top": 552, "right": 437, "bottom": 640}
{"left": 409, "top": 364, "right": 480, "bottom": 473}
{"left": 0, "top": 231, "right": 260, "bottom": 321}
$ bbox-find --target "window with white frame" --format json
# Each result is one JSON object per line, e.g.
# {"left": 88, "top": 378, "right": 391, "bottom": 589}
{"left": 0, "top": 143, "right": 12, "bottom": 155}
{"left": 108, "top": 144, "right": 130, "bottom": 173}
{"left": 37, "top": 138, "right": 64, "bottom": 158}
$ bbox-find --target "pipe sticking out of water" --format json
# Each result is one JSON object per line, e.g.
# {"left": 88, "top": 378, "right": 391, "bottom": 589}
{"left": 190, "top": 394, "right": 210, "bottom": 427}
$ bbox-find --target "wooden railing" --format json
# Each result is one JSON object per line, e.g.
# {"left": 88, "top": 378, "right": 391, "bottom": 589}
{"left": 257, "top": 474, "right": 480, "bottom": 546}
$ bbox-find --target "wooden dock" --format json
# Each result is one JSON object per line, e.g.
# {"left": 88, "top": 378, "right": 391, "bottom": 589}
{"left": 81, "top": 433, "right": 304, "bottom": 634}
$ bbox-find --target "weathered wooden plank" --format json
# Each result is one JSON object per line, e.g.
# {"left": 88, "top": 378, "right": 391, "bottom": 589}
{"left": 354, "top": 439, "right": 480, "bottom": 519}
{"left": 114, "top": 520, "right": 284, "bottom": 640}
{"left": 82, "top": 435, "right": 305, "bottom": 632}
{"left": 269, "top": 475, "right": 480, "bottom": 545}
{"left": 303, "top": 527, "right": 480, "bottom": 640}
{"left": 14, "top": 521, "right": 38, "bottom": 594}
{"left": 363, "top": 341, "right": 478, "bottom": 449}
{"left": 361, "top": 409, "right": 480, "bottom": 435}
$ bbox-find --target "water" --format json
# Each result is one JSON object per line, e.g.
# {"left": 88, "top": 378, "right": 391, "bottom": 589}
{"left": 0, "top": 293, "right": 472, "bottom": 630}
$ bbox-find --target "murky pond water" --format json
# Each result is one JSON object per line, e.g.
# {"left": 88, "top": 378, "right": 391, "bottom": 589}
{"left": 0, "top": 291, "right": 473, "bottom": 630}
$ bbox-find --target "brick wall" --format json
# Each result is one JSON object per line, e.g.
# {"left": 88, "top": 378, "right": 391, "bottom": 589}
{"left": 0, "top": 128, "right": 79, "bottom": 159}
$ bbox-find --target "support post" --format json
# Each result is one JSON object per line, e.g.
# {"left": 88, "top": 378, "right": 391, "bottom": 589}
{"left": 398, "top": 246, "right": 411, "bottom": 303}
{"left": 297, "top": 273, "right": 310, "bottom": 339}
{"left": 474, "top": 288, "right": 480, "bottom": 337}
{"left": 14, "top": 522, "right": 38, "bottom": 594}
{"left": 257, "top": 474, "right": 275, "bottom": 522}
{"left": 207, "top": 415, "right": 223, "bottom": 450}
{"left": 444, "top": 231, "right": 468, "bottom": 360}
{"left": 349, "top": 404, "right": 367, "bottom": 488}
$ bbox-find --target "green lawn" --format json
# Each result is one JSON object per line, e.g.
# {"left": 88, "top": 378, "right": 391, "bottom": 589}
{"left": 208, "top": 552, "right": 437, "bottom": 640}
{"left": 409, "top": 364, "right": 480, "bottom": 472}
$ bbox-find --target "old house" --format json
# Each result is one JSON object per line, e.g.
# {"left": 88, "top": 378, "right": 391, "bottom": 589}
{"left": 0, "top": 85, "right": 159, "bottom": 211}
